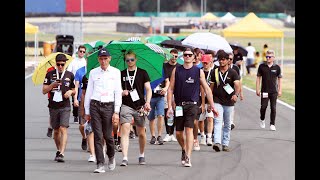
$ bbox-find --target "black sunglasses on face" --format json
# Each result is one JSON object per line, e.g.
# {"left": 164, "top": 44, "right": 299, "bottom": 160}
{"left": 126, "top": 58, "right": 135, "bottom": 62}
{"left": 79, "top": 50, "right": 86, "bottom": 53}
{"left": 266, "top": 56, "right": 274, "bottom": 59}
{"left": 56, "top": 63, "right": 65, "bottom": 67}
{"left": 228, "top": 58, "right": 233, "bottom": 60}
{"left": 183, "top": 54, "right": 193, "bottom": 57}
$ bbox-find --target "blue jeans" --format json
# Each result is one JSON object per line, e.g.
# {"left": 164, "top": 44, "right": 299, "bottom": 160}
{"left": 148, "top": 96, "right": 165, "bottom": 120}
{"left": 213, "top": 103, "right": 234, "bottom": 146}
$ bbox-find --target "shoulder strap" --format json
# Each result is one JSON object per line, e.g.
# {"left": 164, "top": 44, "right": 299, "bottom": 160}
{"left": 215, "top": 68, "right": 219, "bottom": 87}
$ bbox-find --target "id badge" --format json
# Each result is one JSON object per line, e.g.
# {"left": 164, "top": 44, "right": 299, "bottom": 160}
{"left": 130, "top": 89, "right": 140, "bottom": 102}
{"left": 262, "top": 92, "right": 268, "bottom": 98}
{"left": 175, "top": 106, "right": 183, "bottom": 117}
{"left": 223, "top": 83, "right": 234, "bottom": 94}
{"left": 53, "top": 91, "right": 63, "bottom": 102}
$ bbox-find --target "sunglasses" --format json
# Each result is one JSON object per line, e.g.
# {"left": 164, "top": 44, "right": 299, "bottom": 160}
{"left": 183, "top": 54, "right": 193, "bottom": 57}
{"left": 56, "top": 63, "right": 65, "bottom": 67}
{"left": 203, "top": 62, "right": 209, "bottom": 65}
{"left": 126, "top": 58, "right": 135, "bottom": 62}
{"left": 266, "top": 56, "right": 274, "bottom": 59}
{"left": 79, "top": 50, "right": 86, "bottom": 53}
{"left": 228, "top": 58, "right": 233, "bottom": 60}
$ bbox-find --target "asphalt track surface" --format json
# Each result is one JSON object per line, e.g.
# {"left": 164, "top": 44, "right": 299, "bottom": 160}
{"left": 25, "top": 74, "right": 295, "bottom": 180}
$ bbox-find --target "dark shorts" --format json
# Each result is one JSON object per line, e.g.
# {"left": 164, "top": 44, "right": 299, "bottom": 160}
{"left": 120, "top": 105, "right": 146, "bottom": 127}
{"left": 49, "top": 107, "right": 71, "bottom": 129}
{"left": 175, "top": 104, "right": 198, "bottom": 131}
{"left": 195, "top": 106, "right": 202, "bottom": 120}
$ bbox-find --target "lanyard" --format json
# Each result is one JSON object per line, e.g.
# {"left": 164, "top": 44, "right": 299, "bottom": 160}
{"left": 206, "top": 68, "right": 212, "bottom": 82}
{"left": 219, "top": 70, "right": 228, "bottom": 85}
{"left": 56, "top": 68, "right": 66, "bottom": 90}
{"left": 127, "top": 67, "right": 137, "bottom": 89}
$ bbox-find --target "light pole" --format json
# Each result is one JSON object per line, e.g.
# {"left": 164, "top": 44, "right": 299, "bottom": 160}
{"left": 157, "top": 0, "right": 160, "bottom": 17}
{"left": 201, "top": 0, "right": 203, "bottom": 16}
{"left": 80, "top": 0, "right": 83, "bottom": 43}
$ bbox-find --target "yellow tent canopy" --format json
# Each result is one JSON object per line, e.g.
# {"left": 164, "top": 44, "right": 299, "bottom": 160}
{"left": 200, "top": 12, "right": 218, "bottom": 21}
{"left": 222, "top": 12, "right": 283, "bottom": 38}
{"left": 25, "top": 22, "right": 39, "bottom": 34}
{"left": 222, "top": 12, "right": 284, "bottom": 74}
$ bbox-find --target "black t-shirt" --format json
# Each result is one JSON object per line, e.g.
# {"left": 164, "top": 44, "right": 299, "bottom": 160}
{"left": 257, "top": 63, "right": 282, "bottom": 93}
{"left": 202, "top": 68, "right": 215, "bottom": 104}
{"left": 210, "top": 68, "right": 240, "bottom": 106}
{"left": 152, "top": 62, "right": 181, "bottom": 98}
{"left": 121, "top": 67, "right": 150, "bottom": 109}
{"left": 233, "top": 52, "right": 243, "bottom": 69}
{"left": 81, "top": 75, "right": 88, "bottom": 90}
{"left": 44, "top": 69, "right": 75, "bottom": 109}
{"left": 230, "top": 64, "right": 241, "bottom": 79}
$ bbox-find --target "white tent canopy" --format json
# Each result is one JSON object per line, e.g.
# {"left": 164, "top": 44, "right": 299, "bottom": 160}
{"left": 220, "top": 12, "right": 236, "bottom": 21}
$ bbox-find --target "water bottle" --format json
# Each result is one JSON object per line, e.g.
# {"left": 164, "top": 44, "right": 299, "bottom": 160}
{"left": 167, "top": 109, "right": 174, "bottom": 126}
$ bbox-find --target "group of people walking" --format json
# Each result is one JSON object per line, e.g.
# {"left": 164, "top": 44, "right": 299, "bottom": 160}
{"left": 42, "top": 43, "right": 282, "bottom": 172}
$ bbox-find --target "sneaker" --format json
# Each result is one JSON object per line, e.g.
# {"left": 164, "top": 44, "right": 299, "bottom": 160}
{"left": 108, "top": 156, "right": 116, "bottom": 171}
{"left": 199, "top": 135, "right": 206, "bottom": 145}
{"left": 206, "top": 137, "right": 213, "bottom": 146}
{"left": 129, "top": 130, "right": 136, "bottom": 139}
{"left": 184, "top": 155, "right": 192, "bottom": 167}
{"left": 150, "top": 136, "right": 156, "bottom": 144}
{"left": 88, "top": 155, "right": 96, "bottom": 162}
{"left": 74, "top": 116, "right": 78, "bottom": 123}
{"left": 170, "top": 135, "right": 177, "bottom": 142}
{"left": 56, "top": 153, "right": 65, "bottom": 162}
{"left": 270, "top": 125, "right": 276, "bottom": 131}
{"left": 193, "top": 140, "right": 200, "bottom": 151}
{"left": 115, "top": 144, "right": 122, "bottom": 152}
{"left": 222, "top": 145, "right": 230, "bottom": 152}
{"left": 138, "top": 157, "right": 146, "bottom": 165}
{"left": 47, "top": 128, "right": 53, "bottom": 138}
{"left": 231, "top": 123, "right": 235, "bottom": 130}
{"left": 81, "top": 138, "right": 87, "bottom": 150}
{"left": 120, "top": 159, "right": 128, "bottom": 166}
{"left": 163, "top": 134, "right": 171, "bottom": 142}
{"left": 181, "top": 150, "right": 186, "bottom": 165}
{"left": 212, "top": 143, "right": 221, "bottom": 152}
{"left": 54, "top": 151, "right": 60, "bottom": 161}
{"left": 93, "top": 164, "right": 105, "bottom": 173}
{"left": 260, "top": 120, "right": 266, "bottom": 128}
{"left": 157, "top": 136, "right": 164, "bottom": 145}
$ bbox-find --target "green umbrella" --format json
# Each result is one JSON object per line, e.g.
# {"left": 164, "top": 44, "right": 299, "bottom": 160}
{"left": 83, "top": 40, "right": 106, "bottom": 53}
{"left": 86, "top": 41, "right": 166, "bottom": 82}
{"left": 175, "top": 35, "right": 187, "bottom": 41}
{"left": 145, "top": 35, "right": 171, "bottom": 45}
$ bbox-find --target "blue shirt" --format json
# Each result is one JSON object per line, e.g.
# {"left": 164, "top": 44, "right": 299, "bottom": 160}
{"left": 75, "top": 66, "right": 86, "bottom": 101}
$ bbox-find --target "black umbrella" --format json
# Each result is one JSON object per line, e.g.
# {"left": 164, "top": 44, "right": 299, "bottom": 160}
{"left": 160, "top": 40, "right": 192, "bottom": 51}
{"left": 229, "top": 43, "right": 248, "bottom": 56}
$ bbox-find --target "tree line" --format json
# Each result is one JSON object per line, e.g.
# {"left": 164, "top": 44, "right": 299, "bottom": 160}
{"left": 119, "top": 0, "right": 295, "bottom": 15}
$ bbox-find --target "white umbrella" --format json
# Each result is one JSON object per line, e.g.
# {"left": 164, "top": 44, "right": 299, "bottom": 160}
{"left": 181, "top": 32, "right": 233, "bottom": 53}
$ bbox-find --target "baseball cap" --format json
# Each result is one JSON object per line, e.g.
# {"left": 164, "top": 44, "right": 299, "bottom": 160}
{"left": 98, "top": 48, "right": 110, "bottom": 56}
{"left": 201, "top": 54, "right": 211, "bottom": 63}
{"left": 55, "top": 54, "right": 68, "bottom": 62}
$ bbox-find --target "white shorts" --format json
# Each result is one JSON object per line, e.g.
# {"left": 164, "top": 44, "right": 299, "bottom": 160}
{"left": 199, "top": 104, "right": 214, "bottom": 121}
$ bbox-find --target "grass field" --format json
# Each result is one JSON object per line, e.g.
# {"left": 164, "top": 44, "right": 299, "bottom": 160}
{"left": 25, "top": 32, "right": 295, "bottom": 106}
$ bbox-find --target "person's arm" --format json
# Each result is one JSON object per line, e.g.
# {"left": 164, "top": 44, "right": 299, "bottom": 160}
{"left": 167, "top": 68, "right": 176, "bottom": 112}
{"left": 256, "top": 76, "right": 261, "bottom": 96}
{"left": 42, "top": 73, "right": 60, "bottom": 94}
{"left": 231, "top": 80, "right": 240, "bottom": 102}
{"left": 80, "top": 89, "right": 86, "bottom": 119}
{"left": 114, "top": 69, "right": 122, "bottom": 114}
{"left": 199, "top": 69, "right": 218, "bottom": 117}
{"left": 200, "top": 85, "right": 205, "bottom": 113}
{"left": 84, "top": 72, "right": 94, "bottom": 115}
{"left": 73, "top": 80, "right": 80, "bottom": 107}
{"left": 160, "top": 78, "right": 170, "bottom": 95}
{"left": 278, "top": 77, "right": 282, "bottom": 97}
{"left": 144, "top": 81, "right": 152, "bottom": 111}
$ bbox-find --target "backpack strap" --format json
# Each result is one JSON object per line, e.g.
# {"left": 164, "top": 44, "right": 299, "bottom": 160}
{"left": 215, "top": 68, "right": 220, "bottom": 87}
